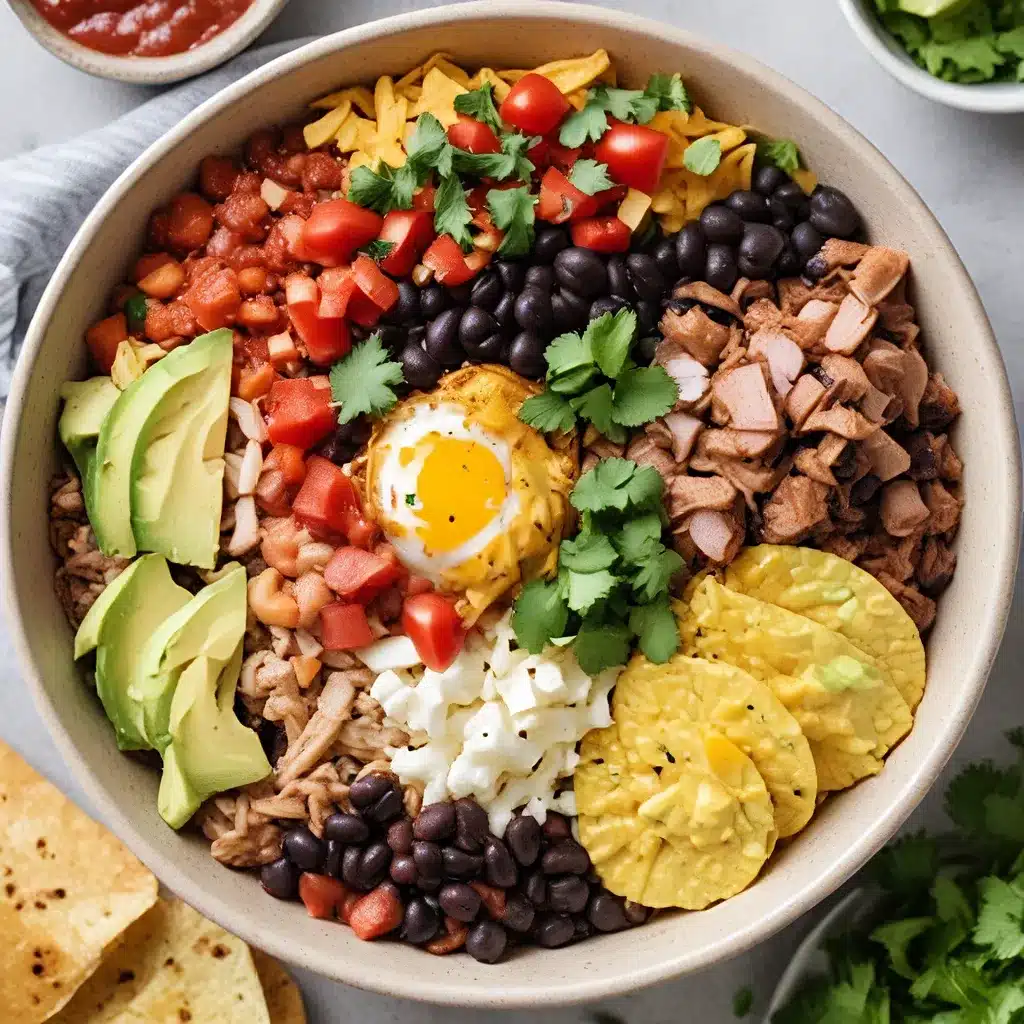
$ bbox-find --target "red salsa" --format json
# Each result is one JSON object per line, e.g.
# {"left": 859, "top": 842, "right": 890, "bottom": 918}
{"left": 30, "top": 0, "right": 254, "bottom": 57}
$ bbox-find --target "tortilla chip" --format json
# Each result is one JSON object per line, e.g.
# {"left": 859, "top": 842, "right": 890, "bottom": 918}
{"left": 334, "top": 112, "right": 377, "bottom": 155}
{"left": 367, "top": 76, "right": 409, "bottom": 167}
{"left": 410, "top": 67, "right": 467, "bottom": 128}
{"left": 421, "top": 52, "right": 471, "bottom": 87}
{"left": 0, "top": 741, "right": 158, "bottom": 1022}
{"left": 303, "top": 100, "right": 352, "bottom": 150}
{"left": 252, "top": 950, "right": 307, "bottom": 1024}
{"left": 501, "top": 49, "right": 612, "bottom": 94}
{"left": 467, "top": 67, "right": 510, "bottom": 102}
{"left": 50, "top": 899, "right": 270, "bottom": 1023}
{"left": 310, "top": 86, "right": 375, "bottom": 118}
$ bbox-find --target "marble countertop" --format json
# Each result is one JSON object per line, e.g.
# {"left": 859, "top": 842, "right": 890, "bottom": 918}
{"left": 1, "top": 0, "right": 1022, "bottom": 1020}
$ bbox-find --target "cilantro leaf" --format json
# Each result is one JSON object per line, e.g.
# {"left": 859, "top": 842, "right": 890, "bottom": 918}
{"left": 611, "top": 365, "right": 679, "bottom": 427}
{"left": 558, "top": 103, "right": 608, "bottom": 148}
{"left": 573, "top": 622, "right": 631, "bottom": 675}
{"left": 974, "top": 876, "right": 1024, "bottom": 959}
{"left": 348, "top": 161, "right": 414, "bottom": 214}
{"left": 683, "top": 136, "right": 722, "bottom": 176}
{"left": 328, "top": 334, "right": 404, "bottom": 423}
{"left": 406, "top": 113, "right": 449, "bottom": 168}
{"left": 946, "top": 760, "right": 1018, "bottom": 836}
{"left": 869, "top": 832, "right": 940, "bottom": 893}
{"left": 545, "top": 331, "right": 598, "bottom": 394}
{"left": 591, "top": 85, "right": 654, "bottom": 123}
{"left": 568, "top": 158, "right": 614, "bottom": 196}
{"left": 643, "top": 72, "right": 691, "bottom": 114}
{"left": 512, "top": 578, "right": 569, "bottom": 654}
{"left": 757, "top": 138, "right": 802, "bottom": 175}
{"left": 453, "top": 82, "right": 502, "bottom": 134}
{"left": 566, "top": 568, "right": 618, "bottom": 614}
{"left": 631, "top": 546, "right": 684, "bottom": 603}
{"left": 586, "top": 308, "right": 636, "bottom": 379}
{"left": 629, "top": 598, "right": 679, "bottom": 663}
{"left": 518, "top": 390, "right": 576, "bottom": 433}
{"left": 570, "top": 384, "right": 626, "bottom": 443}
{"left": 358, "top": 239, "right": 396, "bottom": 262}
{"left": 433, "top": 173, "right": 474, "bottom": 250}
{"left": 625, "top": 464, "right": 665, "bottom": 510}
{"left": 454, "top": 132, "right": 535, "bottom": 181}
{"left": 869, "top": 917, "right": 933, "bottom": 980}
{"left": 570, "top": 458, "right": 637, "bottom": 513}
{"left": 486, "top": 186, "right": 536, "bottom": 259}
{"left": 560, "top": 531, "right": 619, "bottom": 573}
{"left": 615, "top": 513, "right": 664, "bottom": 562}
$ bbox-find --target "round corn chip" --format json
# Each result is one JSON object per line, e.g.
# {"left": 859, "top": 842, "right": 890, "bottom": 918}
{"left": 576, "top": 720, "right": 776, "bottom": 910}
{"left": 252, "top": 950, "right": 307, "bottom": 1024}
{"left": 680, "top": 578, "right": 913, "bottom": 793}
{"left": 724, "top": 545, "right": 926, "bottom": 710}
{"left": 615, "top": 654, "right": 817, "bottom": 837}
{"left": 0, "top": 741, "right": 158, "bottom": 1022}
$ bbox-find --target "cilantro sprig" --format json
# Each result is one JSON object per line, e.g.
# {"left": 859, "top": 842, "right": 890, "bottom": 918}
{"left": 328, "top": 333, "right": 404, "bottom": 424}
{"left": 452, "top": 82, "right": 502, "bottom": 134}
{"left": 519, "top": 308, "right": 677, "bottom": 443}
{"left": 486, "top": 186, "right": 536, "bottom": 259}
{"left": 756, "top": 138, "right": 802, "bottom": 175}
{"left": 512, "top": 458, "right": 682, "bottom": 674}
{"left": 683, "top": 136, "right": 721, "bottom": 176}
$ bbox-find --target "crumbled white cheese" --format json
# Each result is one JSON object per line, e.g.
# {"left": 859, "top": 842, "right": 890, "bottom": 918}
{"left": 370, "top": 611, "right": 618, "bottom": 835}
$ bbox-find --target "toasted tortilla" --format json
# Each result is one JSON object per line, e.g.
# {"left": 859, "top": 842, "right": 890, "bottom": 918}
{"left": 252, "top": 950, "right": 306, "bottom": 1024}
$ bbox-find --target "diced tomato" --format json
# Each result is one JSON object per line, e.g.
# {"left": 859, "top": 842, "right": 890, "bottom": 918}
{"left": 571, "top": 215, "right": 632, "bottom": 253}
{"left": 401, "top": 593, "right": 465, "bottom": 672}
{"left": 351, "top": 255, "right": 399, "bottom": 315}
{"left": 348, "top": 884, "right": 404, "bottom": 941}
{"left": 499, "top": 73, "right": 571, "bottom": 137}
{"left": 290, "top": 455, "right": 374, "bottom": 543}
{"left": 265, "top": 443, "right": 307, "bottom": 486}
{"left": 299, "top": 873, "right": 352, "bottom": 920}
{"left": 345, "top": 515, "right": 380, "bottom": 549}
{"left": 422, "top": 235, "right": 476, "bottom": 286}
{"left": 285, "top": 272, "right": 350, "bottom": 366}
{"left": 85, "top": 313, "right": 127, "bottom": 373}
{"left": 320, "top": 601, "right": 375, "bottom": 650}
{"left": 324, "top": 546, "right": 403, "bottom": 604}
{"left": 412, "top": 184, "right": 436, "bottom": 212}
{"left": 302, "top": 199, "right": 383, "bottom": 265}
{"left": 595, "top": 123, "right": 670, "bottom": 195}
{"left": 402, "top": 574, "right": 434, "bottom": 597}
{"left": 184, "top": 266, "right": 241, "bottom": 331}
{"left": 265, "top": 379, "right": 336, "bottom": 449}
{"left": 528, "top": 135, "right": 582, "bottom": 173}
{"left": 377, "top": 210, "right": 436, "bottom": 277}
{"left": 536, "top": 167, "right": 599, "bottom": 225}
{"left": 317, "top": 266, "right": 357, "bottom": 319}
{"left": 274, "top": 213, "right": 316, "bottom": 262}
{"left": 235, "top": 363, "right": 276, "bottom": 401}
{"left": 447, "top": 115, "right": 502, "bottom": 154}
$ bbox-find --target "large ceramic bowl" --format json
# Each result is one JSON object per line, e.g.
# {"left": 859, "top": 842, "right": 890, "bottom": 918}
{"left": 1, "top": 1, "right": 1019, "bottom": 1007}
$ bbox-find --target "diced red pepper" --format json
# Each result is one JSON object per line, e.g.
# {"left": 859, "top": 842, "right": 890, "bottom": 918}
{"left": 285, "top": 272, "right": 351, "bottom": 366}
{"left": 265, "top": 378, "right": 336, "bottom": 449}
{"left": 320, "top": 601, "right": 375, "bottom": 650}
{"left": 299, "top": 873, "right": 352, "bottom": 920}
{"left": 317, "top": 266, "right": 357, "bottom": 319}
{"left": 351, "top": 254, "right": 399, "bottom": 312}
{"left": 377, "top": 210, "right": 436, "bottom": 277}
{"left": 536, "top": 167, "right": 600, "bottom": 225}
{"left": 324, "top": 546, "right": 403, "bottom": 604}
{"left": 528, "top": 135, "right": 582, "bottom": 173}
{"left": 290, "top": 455, "right": 376, "bottom": 544}
{"left": 571, "top": 215, "right": 632, "bottom": 253}
{"left": 302, "top": 198, "right": 383, "bottom": 266}
{"left": 422, "top": 235, "right": 476, "bottom": 286}
{"left": 348, "top": 884, "right": 405, "bottom": 941}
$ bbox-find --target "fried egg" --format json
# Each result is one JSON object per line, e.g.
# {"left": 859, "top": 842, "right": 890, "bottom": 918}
{"left": 363, "top": 365, "right": 576, "bottom": 619}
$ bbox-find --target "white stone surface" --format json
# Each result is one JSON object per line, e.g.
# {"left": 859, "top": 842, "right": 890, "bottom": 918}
{"left": 1, "top": 1, "right": 1022, "bottom": 1020}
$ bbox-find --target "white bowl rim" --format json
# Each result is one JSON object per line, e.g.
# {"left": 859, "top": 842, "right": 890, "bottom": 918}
{"left": 7, "top": 0, "right": 288, "bottom": 85}
{"left": 1, "top": 0, "right": 1020, "bottom": 1006}
{"left": 838, "top": 0, "right": 1024, "bottom": 113}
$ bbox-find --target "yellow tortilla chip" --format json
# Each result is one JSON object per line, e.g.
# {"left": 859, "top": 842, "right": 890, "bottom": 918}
{"left": 334, "top": 111, "right": 377, "bottom": 155}
{"left": 0, "top": 741, "right": 158, "bottom": 1022}
{"left": 410, "top": 66, "right": 467, "bottom": 128}
{"left": 396, "top": 84, "right": 422, "bottom": 105}
{"left": 724, "top": 545, "right": 926, "bottom": 710}
{"left": 367, "top": 76, "right": 408, "bottom": 167}
{"left": 310, "top": 86, "right": 375, "bottom": 118}
{"left": 529, "top": 49, "right": 613, "bottom": 94}
{"left": 793, "top": 167, "right": 818, "bottom": 194}
{"left": 302, "top": 100, "right": 351, "bottom": 150}
{"left": 680, "top": 106, "right": 734, "bottom": 137}
{"left": 50, "top": 899, "right": 270, "bottom": 1023}
{"left": 421, "top": 53, "right": 471, "bottom": 87}
{"left": 252, "top": 950, "right": 306, "bottom": 1024}
{"left": 468, "top": 67, "right": 511, "bottom": 101}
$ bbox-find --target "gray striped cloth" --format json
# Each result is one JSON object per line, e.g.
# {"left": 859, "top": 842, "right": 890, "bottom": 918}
{"left": 0, "top": 38, "right": 308, "bottom": 411}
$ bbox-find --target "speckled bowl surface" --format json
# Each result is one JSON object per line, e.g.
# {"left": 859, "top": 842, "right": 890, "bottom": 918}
{"left": 7, "top": 0, "right": 287, "bottom": 84}
{"left": 2, "top": 1, "right": 1020, "bottom": 1007}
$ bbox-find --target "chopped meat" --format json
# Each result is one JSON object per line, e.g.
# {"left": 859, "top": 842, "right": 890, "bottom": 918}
{"left": 626, "top": 432, "right": 677, "bottom": 482}
{"left": 712, "top": 362, "right": 779, "bottom": 431}
{"left": 938, "top": 438, "right": 963, "bottom": 482}
{"left": 859, "top": 430, "right": 911, "bottom": 482}
{"left": 654, "top": 341, "right": 711, "bottom": 406}
{"left": 806, "top": 271, "right": 855, "bottom": 307}
{"left": 715, "top": 457, "right": 792, "bottom": 509}
{"left": 785, "top": 374, "right": 828, "bottom": 430}
{"left": 875, "top": 571, "right": 936, "bottom": 632}
{"left": 659, "top": 412, "right": 704, "bottom": 462}
{"left": 673, "top": 281, "right": 743, "bottom": 321}
{"left": 922, "top": 479, "right": 962, "bottom": 535}
{"left": 849, "top": 247, "right": 909, "bottom": 307}
{"left": 824, "top": 293, "right": 878, "bottom": 355}
{"left": 784, "top": 299, "right": 839, "bottom": 348}
{"left": 817, "top": 433, "right": 850, "bottom": 467}
{"left": 879, "top": 480, "right": 930, "bottom": 537}
{"left": 659, "top": 306, "right": 731, "bottom": 367}
{"left": 898, "top": 347, "right": 929, "bottom": 428}
{"left": 859, "top": 385, "right": 892, "bottom": 423}
{"left": 903, "top": 431, "right": 941, "bottom": 481}
{"left": 805, "top": 238, "right": 870, "bottom": 277}
{"left": 917, "top": 537, "right": 957, "bottom": 596}
{"left": 687, "top": 507, "right": 745, "bottom": 564}
{"left": 794, "top": 449, "right": 837, "bottom": 486}
{"left": 862, "top": 340, "right": 904, "bottom": 397}
{"left": 777, "top": 278, "right": 816, "bottom": 316}
{"left": 823, "top": 533, "right": 869, "bottom": 562}
{"left": 700, "top": 428, "right": 782, "bottom": 460}
{"left": 744, "top": 297, "right": 785, "bottom": 334}
{"left": 748, "top": 329, "right": 804, "bottom": 397}
{"left": 877, "top": 283, "right": 920, "bottom": 349}
{"left": 760, "top": 475, "right": 831, "bottom": 544}
{"left": 800, "top": 405, "right": 879, "bottom": 440}
{"left": 667, "top": 474, "right": 738, "bottom": 521}
{"left": 820, "top": 354, "right": 870, "bottom": 403}
{"left": 919, "top": 372, "right": 961, "bottom": 431}
{"left": 859, "top": 531, "right": 922, "bottom": 582}
{"left": 732, "top": 277, "right": 776, "bottom": 309}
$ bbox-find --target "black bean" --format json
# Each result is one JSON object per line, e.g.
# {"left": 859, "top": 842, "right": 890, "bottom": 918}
{"left": 705, "top": 243, "right": 739, "bottom": 293}
{"left": 534, "top": 913, "right": 575, "bottom": 948}
{"left": 454, "top": 798, "right": 491, "bottom": 854}
{"left": 589, "top": 296, "right": 627, "bottom": 321}
{"left": 652, "top": 237, "right": 680, "bottom": 279}
{"left": 373, "top": 326, "right": 406, "bottom": 355}
{"left": 768, "top": 195, "right": 796, "bottom": 232}
{"left": 467, "top": 920, "right": 508, "bottom": 963}
{"left": 775, "top": 244, "right": 802, "bottom": 278}
{"left": 548, "top": 876, "right": 589, "bottom": 914}
{"left": 587, "top": 891, "right": 630, "bottom": 932}
{"left": 483, "top": 839, "right": 518, "bottom": 888}
{"left": 502, "top": 892, "right": 536, "bottom": 933}
{"left": 324, "top": 839, "right": 343, "bottom": 879}
{"left": 492, "top": 290, "right": 517, "bottom": 330}
{"left": 313, "top": 434, "right": 354, "bottom": 467}
{"left": 623, "top": 900, "right": 649, "bottom": 925}
{"left": 412, "top": 840, "right": 443, "bottom": 879}
{"left": 809, "top": 185, "right": 861, "bottom": 239}
{"left": 699, "top": 204, "right": 744, "bottom": 244}
{"left": 740, "top": 223, "right": 786, "bottom": 269}
{"left": 414, "top": 803, "right": 457, "bottom": 842}
{"left": 551, "top": 287, "right": 590, "bottom": 332}
{"left": 419, "top": 283, "right": 448, "bottom": 319}
{"left": 675, "top": 222, "right": 707, "bottom": 278}
{"left": 525, "top": 265, "right": 555, "bottom": 293}
{"left": 400, "top": 343, "right": 441, "bottom": 390}
{"left": 402, "top": 898, "right": 441, "bottom": 944}
{"left": 636, "top": 299, "right": 659, "bottom": 334}
{"left": 541, "top": 840, "right": 590, "bottom": 876}
{"left": 349, "top": 774, "right": 392, "bottom": 811}
{"left": 542, "top": 813, "right": 571, "bottom": 839}
{"left": 447, "top": 282, "right": 473, "bottom": 304}
{"left": 361, "top": 841, "right": 393, "bottom": 888}
{"left": 574, "top": 917, "right": 593, "bottom": 940}
{"left": 851, "top": 473, "right": 881, "bottom": 505}
{"left": 636, "top": 335, "right": 660, "bottom": 363}
{"left": 387, "top": 818, "right": 414, "bottom": 854}
{"left": 417, "top": 876, "right": 441, "bottom": 893}
{"left": 773, "top": 180, "right": 807, "bottom": 210}
{"left": 505, "top": 815, "right": 543, "bottom": 867}
{"left": 507, "top": 331, "right": 546, "bottom": 377}
{"left": 496, "top": 260, "right": 526, "bottom": 293}
{"left": 406, "top": 324, "right": 426, "bottom": 346}
{"left": 323, "top": 810, "right": 370, "bottom": 846}
{"left": 553, "top": 247, "right": 607, "bottom": 298}
{"left": 426, "top": 309, "right": 465, "bottom": 366}
{"left": 514, "top": 287, "right": 553, "bottom": 334}
{"left": 261, "top": 858, "right": 298, "bottom": 900}
{"left": 443, "top": 846, "right": 483, "bottom": 879}
{"left": 385, "top": 280, "right": 420, "bottom": 325}
{"left": 606, "top": 255, "right": 633, "bottom": 300}
{"left": 470, "top": 271, "right": 503, "bottom": 311}
{"left": 459, "top": 306, "right": 499, "bottom": 349}
{"left": 390, "top": 854, "right": 419, "bottom": 886}
{"left": 791, "top": 221, "right": 825, "bottom": 264}
{"left": 342, "top": 846, "right": 366, "bottom": 889}
{"left": 753, "top": 164, "right": 790, "bottom": 196}
{"left": 439, "top": 882, "right": 481, "bottom": 922}
{"left": 625, "top": 252, "right": 666, "bottom": 302}
{"left": 471, "top": 333, "right": 508, "bottom": 361}
{"left": 533, "top": 226, "right": 571, "bottom": 264}
{"left": 283, "top": 826, "right": 325, "bottom": 872}
{"left": 726, "top": 189, "right": 770, "bottom": 223}
{"left": 366, "top": 785, "right": 404, "bottom": 825}
{"left": 524, "top": 871, "right": 547, "bottom": 908}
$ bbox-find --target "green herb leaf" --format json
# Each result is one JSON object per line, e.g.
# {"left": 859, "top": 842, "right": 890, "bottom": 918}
{"left": 558, "top": 103, "right": 609, "bottom": 148}
{"left": 454, "top": 132, "right": 535, "bottom": 181}
{"left": 683, "top": 136, "right": 722, "bottom": 176}
{"left": 348, "top": 161, "right": 410, "bottom": 214}
{"left": 643, "top": 72, "right": 692, "bottom": 114}
{"left": 615, "top": 513, "right": 664, "bottom": 562}
{"left": 560, "top": 531, "right": 619, "bottom": 573}
{"left": 453, "top": 82, "right": 503, "bottom": 134}
{"left": 570, "top": 384, "right": 626, "bottom": 443}
{"left": 631, "top": 546, "right": 684, "bottom": 603}
{"left": 566, "top": 568, "right": 618, "bottom": 614}
{"left": 406, "top": 113, "right": 453, "bottom": 178}
{"left": 974, "top": 876, "right": 1024, "bottom": 959}
{"left": 518, "top": 390, "right": 576, "bottom": 433}
{"left": 486, "top": 186, "right": 536, "bottom": 259}
{"left": 869, "top": 917, "right": 933, "bottom": 980}
{"left": 629, "top": 598, "right": 679, "bottom": 663}
{"left": 757, "top": 138, "right": 802, "bottom": 175}
{"left": 405, "top": 493, "right": 416, "bottom": 506}
{"left": 512, "top": 578, "right": 569, "bottom": 655}
{"left": 570, "top": 458, "right": 638, "bottom": 513}
{"left": 124, "top": 292, "right": 148, "bottom": 333}
{"left": 357, "top": 239, "right": 397, "bottom": 262}
{"left": 732, "top": 987, "right": 754, "bottom": 1019}
{"left": 544, "top": 331, "right": 597, "bottom": 394}
{"left": 433, "top": 174, "right": 474, "bottom": 250}
{"left": 568, "top": 159, "right": 614, "bottom": 195}
{"left": 573, "top": 621, "right": 632, "bottom": 675}
{"left": 611, "top": 365, "right": 679, "bottom": 427}
{"left": 586, "top": 308, "right": 637, "bottom": 379}
{"left": 591, "top": 85, "right": 656, "bottom": 124}
{"left": 329, "top": 334, "right": 405, "bottom": 423}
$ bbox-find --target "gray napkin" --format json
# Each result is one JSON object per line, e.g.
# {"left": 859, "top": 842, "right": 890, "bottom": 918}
{"left": 0, "top": 37, "right": 310, "bottom": 410}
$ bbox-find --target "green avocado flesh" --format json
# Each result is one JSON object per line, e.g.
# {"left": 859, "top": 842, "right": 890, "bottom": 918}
{"left": 897, "top": 0, "right": 966, "bottom": 16}
{"left": 58, "top": 377, "right": 120, "bottom": 480}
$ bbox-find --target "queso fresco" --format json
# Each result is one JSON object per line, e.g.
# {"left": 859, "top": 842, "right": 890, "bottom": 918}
{"left": 52, "top": 48, "right": 963, "bottom": 963}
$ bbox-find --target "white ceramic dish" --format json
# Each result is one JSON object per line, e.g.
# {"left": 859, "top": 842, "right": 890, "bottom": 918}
{"left": 7, "top": 0, "right": 287, "bottom": 85}
{"left": 1, "top": 1, "right": 1020, "bottom": 1008}
{"left": 838, "top": 0, "right": 1024, "bottom": 113}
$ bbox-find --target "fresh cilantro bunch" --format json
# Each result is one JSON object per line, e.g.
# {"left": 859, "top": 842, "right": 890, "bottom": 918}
{"left": 872, "top": 0, "right": 1024, "bottom": 84}
{"left": 519, "top": 308, "right": 678, "bottom": 443}
{"left": 774, "top": 730, "right": 1024, "bottom": 1024}
{"left": 328, "top": 333, "right": 404, "bottom": 423}
{"left": 756, "top": 138, "right": 802, "bottom": 175}
{"left": 559, "top": 73, "right": 691, "bottom": 148}
{"left": 512, "top": 457, "right": 683, "bottom": 675}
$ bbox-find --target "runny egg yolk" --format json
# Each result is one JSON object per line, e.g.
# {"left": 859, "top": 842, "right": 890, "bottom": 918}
{"left": 404, "top": 435, "right": 507, "bottom": 554}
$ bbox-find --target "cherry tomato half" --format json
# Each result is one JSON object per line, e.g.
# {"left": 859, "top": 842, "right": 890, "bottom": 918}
{"left": 401, "top": 593, "right": 465, "bottom": 672}
{"left": 535, "top": 167, "right": 599, "bottom": 225}
{"left": 499, "top": 73, "right": 571, "bottom": 137}
{"left": 447, "top": 115, "right": 502, "bottom": 155}
{"left": 302, "top": 198, "right": 383, "bottom": 265}
{"left": 571, "top": 215, "right": 632, "bottom": 253}
{"left": 595, "top": 123, "right": 670, "bottom": 195}
{"left": 377, "top": 209, "right": 436, "bottom": 277}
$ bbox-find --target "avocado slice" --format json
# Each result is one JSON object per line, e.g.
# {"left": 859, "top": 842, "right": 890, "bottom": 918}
{"left": 132, "top": 563, "right": 246, "bottom": 752}
{"left": 73, "top": 554, "right": 192, "bottom": 751}
{"left": 58, "top": 377, "right": 120, "bottom": 480}
{"left": 897, "top": 0, "right": 968, "bottom": 16}
{"left": 157, "top": 645, "right": 271, "bottom": 829}
{"left": 90, "top": 328, "right": 232, "bottom": 563}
